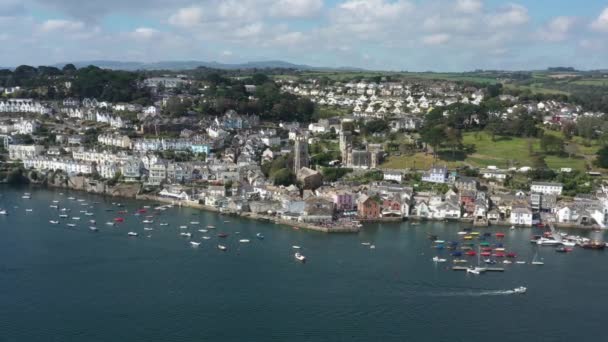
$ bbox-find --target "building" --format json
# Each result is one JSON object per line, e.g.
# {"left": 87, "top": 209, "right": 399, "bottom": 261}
{"left": 293, "top": 136, "right": 309, "bottom": 173}
{"left": 510, "top": 207, "right": 533, "bottom": 226}
{"left": 530, "top": 182, "right": 563, "bottom": 195}
{"left": 383, "top": 171, "right": 403, "bottom": 183}
{"left": 98, "top": 134, "right": 132, "bottom": 149}
{"left": 357, "top": 194, "right": 381, "bottom": 219}
{"left": 8, "top": 145, "right": 45, "bottom": 160}
{"left": 23, "top": 156, "right": 95, "bottom": 175}
{"left": 422, "top": 166, "right": 448, "bottom": 184}
{"left": 143, "top": 77, "right": 185, "bottom": 89}
{"left": 297, "top": 167, "right": 323, "bottom": 190}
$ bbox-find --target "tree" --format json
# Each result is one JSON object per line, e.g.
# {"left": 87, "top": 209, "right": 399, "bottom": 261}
{"left": 62, "top": 64, "right": 77, "bottom": 73}
{"left": 251, "top": 73, "right": 269, "bottom": 85}
{"left": 540, "top": 134, "right": 565, "bottom": 155}
{"left": 444, "top": 127, "right": 463, "bottom": 157}
{"left": 576, "top": 116, "right": 602, "bottom": 140}
{"left": 421, "top": 125, "right": 445, "bottom": 158}
{"left": 272, "top": 168, "right": 296, "bottom": 186}
{"left": 595, "top": 145, "right": 608, "bottom": 168}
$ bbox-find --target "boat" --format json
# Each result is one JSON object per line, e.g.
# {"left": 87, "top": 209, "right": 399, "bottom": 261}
{"left": 0, "top": 209, "right": 7, "bottom": 215}
{"left": 361, "top": 242, "right": 371, "bottom": 246}
{"left": 144, "top": 228, "right": 154, "bottom": 231}
{"left": 516, "top": 261, "right": 526, "bottom": 264}
{"left": 49, "top": 220, "right": 59, "bottom": 224}
{"left": 466, "top": 250, "right": 477, "bottom": 256}
{"left": 159, "top": 223, "right": 169, "bottom": 226}
{"left": 180, "top": 232, "right": 192, "bottom": 238}
{"left": 72, "top": 217, "right": 80, "bottom": 220}
{"left": 207, "top": 225, "right": 216, "bottom": 229}
{"left": 128, "top": 232, "right": 138, "bottom": 237}
{"left": 503, "top": 260, "right": 513, "bottom": 264}
{"left": 202, "top": 236, "right": 211, "bottom": 240}
{"left": 484, "top": 259, "right": 497, "bottom": 265}
{"left": 556, "top": 247, "right": 573, "bottom": 253}
{"left": 457, "top": 231, "right": 468, "bottom": 235}
{"left": 239, "top": 239, "right": 251, "bottom": 243}
{"left": 294, "top": 252, "right": 306, "bottom": 262}
{"left": 114, "top": 217, "right": 125, "bottom": 223}
{"left": 66, "top": 223, "right": 76, "bottom": 227}
{"left": 217, "top": 233, "right": 229, "bottom": 238}
{"left": 582, "top": 241, "right": 606, "bottom": 250}
{"left": 89, "top": 226, "right": 98, "bottom": 232}
{"left": 370, "top": 245, "right": 376, "bottom": 249}
{"left": 531, "top": 251, "right": 545, "bottom": 265}
{"left": 25, "top": 209, "right": 33, "bottom": 212}
{"left": 68, "top": 197, "right": 75, "bottom": 200}
{"left": 496, "top": 233, "right": 505, "bottom": 238}
{"left": 142, "top": 220, "right": 153, "bottom": 224}
{"left": 105, "top": 222, "right": 115, "bottom": 226}
{"left": 467, "top": 266, "right": 487, "bottom": 275}
{"left": 292, "top": 245, "right": 301, "bottom": 249}
{"left": 218, "top": 244, "right": 227, "bottom": 251}
{"left": 562, "top": 241, "right": 576, "bottom": 247}
{"left": 453, "top": 259, "right": 468, "bottom": 264}
{"left": 22, "top": 195, "right": 31, "bottom": 199}
{"left": 190, "top": 241, "right": 201, "bottom": 247}
{"left": 198, "top": 229, "right": 208, "bottom": 233}
{"left": 536, "top": 238, "right": 561, "bottom": 246}
{"left": 513, "top": 286, "right": 527, "bottom": 294}
{"left": 190, "top": 221, "right": 200, "bottom": 225}
{"left": 506, "top": 252, "right": 517, "bottom": 258}
{"left": 179, "top": 225, "right": 188, "bottom": 229}
{"left": 85, "top": 212, "right": 94, "bottom": 216}
{"left": 89, "top": 220, "right": 96, "bottom": 224}
{"left": 428, "top": 234, "right": 438, "bottom": 241}
{"left": 510, "top": 226, "right": 515, "bottom": 230}
{"left": 463, "top": 235, "right": 473, "bottom": 240}
{"left": 49, "top": 205, "right": 58, "bottom": 209}
{"left": 432, "top": 256, "right": 447, "bottom": 263}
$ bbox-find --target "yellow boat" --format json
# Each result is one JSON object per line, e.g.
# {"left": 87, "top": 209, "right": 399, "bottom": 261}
{"left": 463, "top": 235, "right": 473, "bottom": 240}
{"left": 471, "top": 232, "right": 480, "bottom": 236}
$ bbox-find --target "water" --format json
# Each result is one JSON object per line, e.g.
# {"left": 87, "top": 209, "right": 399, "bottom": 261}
{"left": 0, "top": 185, "right": 606, "bottom": 342}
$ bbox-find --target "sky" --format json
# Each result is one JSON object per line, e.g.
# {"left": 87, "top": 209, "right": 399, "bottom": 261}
{"left": 1, "top": 0, "right": 608, "bottom": 71}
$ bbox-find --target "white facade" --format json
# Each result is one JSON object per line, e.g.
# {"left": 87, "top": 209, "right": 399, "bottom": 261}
{"left": 0, "top": 99, "right": 50, "bottom": 115}
{"left": 98, "top": 134, "right": 132, "bottom": 149}
{"left": 8, "top": 145, "right": 45, "bottom": 160}
{"left": 510, "top": 208, "right": 533, "bottom": 226}
{"left": 23, "top": 157, "right": 95, "bottom": 175}
{"left": 530, "top": 182, "right": 563, "bottom": 195}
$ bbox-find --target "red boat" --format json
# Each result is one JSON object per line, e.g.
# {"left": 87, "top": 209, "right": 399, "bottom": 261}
{"left": 114, "top": 217, "right": 125, "bottom": 222}
{"left": 482, "top": 247, "right": 492, "bottom": 252}
{"left": 506, "top": 252, "right": 517, "bottom": 258}
{"left": 466, "top": 251, "right": 477, "bottom": 256}
{"left": 481, "top": 252, "right": 491, "bottom": 257}
{"left": 217, "top": 233, "right": 229, "bottom": 238}
{"left": 496, "top": 233, "right": 505, "bottom": 238}
{"left": 117, "top": 210, "right": 128, "bottom": 214}
{"left": 494, "top": 252, "right": 506, "bottom": 258}
{"left": 138, "top": 209, "right": 147, "bottom": 214}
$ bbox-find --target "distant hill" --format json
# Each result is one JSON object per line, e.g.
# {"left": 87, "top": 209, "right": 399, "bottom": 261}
{"left": 51, "top": 60, "right": 366, "bottom": 72}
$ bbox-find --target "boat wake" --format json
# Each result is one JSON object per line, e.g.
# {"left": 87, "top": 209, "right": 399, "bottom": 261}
{"left": 429, "top": 289, "right": 519, "bottom": 297}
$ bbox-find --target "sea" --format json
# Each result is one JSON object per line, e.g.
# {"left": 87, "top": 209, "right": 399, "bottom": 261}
{"left": 0, "top": 185, "right": 606, "bottom": 342}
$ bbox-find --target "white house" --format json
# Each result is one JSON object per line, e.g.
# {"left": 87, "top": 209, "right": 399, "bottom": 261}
{"left": 510, "top": 207, "right": 533, "bottom": 226}
{"left": 8, "top": 145, "right": 45, "bottom": 160}
{"left": 422, "top": 166, "right": 448, "bottom": 184}
{"left": 530, "top": 182, "right": 563, "bottom": 195}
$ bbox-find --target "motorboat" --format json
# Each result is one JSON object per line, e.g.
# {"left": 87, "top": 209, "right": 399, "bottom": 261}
{"left": 202, "top": 236, "right": 211, "bottom": 240}
{"left": 457, "top": 231, "right": 468, "bottom": 235}
{"left": 25, "top": 209, "right": 33, "bottom": 212}
{"left": 180, "top": 232, "right": 192, "bottom": 238}
{"left": 160, "top": 223, "right": 169, "bottom": 226}
{"left": 218, "top": 244, "right": 227, "bottom": 251}
{"left": 49, "top": 220, "right": 59, "bottom": 224}
{"left": 207, "top": 225, "right": 216, "bottom": 229}
{"left": 85, "top": 212, "right": 94, "bottom": 216}
{"left": 496, "top": 233, "right": 505, "bottom": 238}
{"left": 516, "top": 261, "right": 526, "bottom": 264}
{"left": 190, "top": 221, "right": 200, "bottom": 225}
{"left": 190, "top": 241, "right": 201, "bottom": 247}
{"left": 49, "top": 205, "right": 58, "bottom": 209}
{"left": 556, "top": 247, "right": 573, "bottom": 253}
{"left": 239, "top": 239, "right": 251, "bottom": 243}
{"left": 89, "top": 220, "right": 96, "bottom": 224}
{"left": 536, "top": 238, "right": 561, "bottom": 246}
{"left": 503, "top": 260, "right": 513, "bottom": 264}
{"left": 128, "top": 232, "right": 138, "bottom": 237}
{"left": 72, "top": 217, "right": 80, "bottom": 220}
{"left": 114, "top": 217, "right": 125, "bottom": 223}
{"left": 256, "top": 233, "right": 265, "bottom": 240}
{"left": 89, "top": 226, "right": 98, "bottom": 232}
{"left": 453, "top": 259, "right": 468, "bottom": 264}
{"left": 361, "top": 242, "right": 371, "bottom": 246}
{"left": 144, "top": 228, "right": 154, "bottom": 231}
{"left": 217, "top": 233, "right": 229, "bottom": 238}
{"left": 370, "top": 245, "right": 376, "bottom": 249}
{"left": 105, "top": 222, "right": 115, "bottom": 226}
{"left": 292, "top": 245, "right": 301, "bottom": 249}
{"left": 432, "top": 256, "right": 447, "bottom": 263}
{"left": 513, "top": 286, "right": 527, "bottom": 294}
{"left": 66, "top": 223, "right": 76, "bottom": 227}
{"left": 179, "top": 225, "right": 188, "bottom": 229}
{"left": 198, "top": 229, "right": 208, "bottom": 233}
{"left": 294, "top": 252, "right": 306, "bottom": 262}
{"left": 484, "top": 259, "right": 497, "bottom": 265}
{"left": 0, "top": 209, "right": 7, "bottom": 215}
{"left": 59, "top": 214, "right": 68, "bottom": 218}
{"left": 562, "top": 241, "right": 576, "bottom": 247}
{"left": 467, "top": 267, "right": 487, "bottom": 275}
{"left": 142, "top": 220, "right": 153, "bottom": 224}
{"left": 22, "top": 195, "right": 31, "bottom": 199}
{"left": 510, "top": 226, "right": 515, "bottom": 230}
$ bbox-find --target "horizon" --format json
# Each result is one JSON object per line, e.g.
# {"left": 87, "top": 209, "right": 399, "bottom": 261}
{"left": 1, "top": 0, "right": 608, "bottom": 71}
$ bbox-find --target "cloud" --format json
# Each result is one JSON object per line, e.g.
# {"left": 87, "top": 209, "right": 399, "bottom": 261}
{"left": 131, "top": 27, "right": 160, "bottom": 40}
{"left": 270, "top": 0, "right": 324, "bottom": 17}
{"left": 537, "top": 16, "right": 576, "bottom": 42}
{"left": 422, "top": 33, "right": 450, "bottom": 45}
{"left": 39, "top": 19, "right": 85, "bottom": 33}
{"left": 591, "top": 7, "right": 608, "bottom": 32}
{"left": 455, "top": 0, "right": 483, "bottom": 14}
{"left": 168, "top": 6, "right": 204, "bottom": 28}
{"left": 487, "top": 4, "right": 529, "bottom": 28}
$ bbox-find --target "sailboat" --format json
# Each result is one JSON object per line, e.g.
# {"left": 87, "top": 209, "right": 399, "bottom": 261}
{"left": 531, "top": 250, "right": 545, "bottom": 265}
{"left": 467, "top": 245, "right": 488, "bottom": 275}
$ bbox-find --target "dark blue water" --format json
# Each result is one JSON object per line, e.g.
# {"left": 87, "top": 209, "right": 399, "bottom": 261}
{"left": 0, "top": 185, "right": 606, "bottom": 342}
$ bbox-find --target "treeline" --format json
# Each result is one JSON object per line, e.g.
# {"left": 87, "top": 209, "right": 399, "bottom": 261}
{"left": 0, "top": 64, "right": 151, "bottom": 104}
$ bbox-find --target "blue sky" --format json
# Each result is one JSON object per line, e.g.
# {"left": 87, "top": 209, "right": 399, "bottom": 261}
{"left": 2, "top": 0, "right": 608, "bottom": 71}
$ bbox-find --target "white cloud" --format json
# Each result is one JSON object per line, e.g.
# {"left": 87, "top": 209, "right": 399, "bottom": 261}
{"left": 39, "top": 19, "right": 85, "bottom": 33}
{"left": 168, "top": 6, "right": 204, "bottom": 28}
{"left": 591, "top": 7, "right": 608, "bottom": 32}
{"left": 131, "top": 27, "right": 159, "bottom": 40}
{"left": 270, "top": 0, "right": 323, "bottom": 17}
{"left": 537, "top": 16, "right": 576, "bottom": 42}
{"left": 455, "top": 0, "right": 483, "bottom": 14}
{"left": 487, "top": 4, "right": 529, "bottom": 28}
{"left": 422, "top": 33, "right": 450, "bottom": 45}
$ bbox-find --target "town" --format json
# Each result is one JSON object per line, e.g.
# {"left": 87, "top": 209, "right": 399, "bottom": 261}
{"left": 2, "top": 65, "right": 608, "bottom": 231}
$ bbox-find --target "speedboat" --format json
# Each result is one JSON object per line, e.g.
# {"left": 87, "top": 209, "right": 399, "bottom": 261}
{"left": 432, "top": 256, "right": 447, "bottom": 263}
{"left": 128, "top": 232, "right": 138, "bottom": 237}
{"left": 513, "top": 286, "right": 527, "bottom": 294}
{"left": 85, "top": 212, "right": 94, "bottom": 216}
{"left": 72, "top": 217, "right": 80, "bottom": 220}
{"left": 190, "top": 241, "right": 201, "bottom": 247}
{"left": 142, "top": 220, "right": 153, "bottom": 224}
{"left": 190, "top": 221, "right": 200, "bottom": 225}
{"left": 218, "top": 244, "right": 227, "bottom": 251}
{"left": 25, "top": 209, "right": 33, "bottom": 212}
{"left": 457, "top": 231, "right": 468, "bottom": 235}
{"left": 484, "top": 259, "right": 497, "bottom": 265}
{"left": 503, "top": 260, "right": 513, "bottom": 264}
{"left": 59, "top": 214, "right": 68, "bottom": 218}
{"left": 217, "top": 233, "right": 228, "bottom": 238}
{"left": 207, "top": 225, "right": 216, "bottom": 229}
{"left": 536, "top": 238, "right": 561, "bottom": 246}
{"left": 370, "top": 245, "right": 376, "bottom": 249}
{"left": 49, "top": 205, "right": 58, "bottom": 209}
{"left": 49, "top": 220, "right": 59, "bottom": 224}
{"left": 453, "top": 259, "right": 468, "bottom": 264}
{"left": 467, "top": 267, "right": 487, "bottom": 275}
{"left": 295, "top": 252, "right": 306, "bottom": 262}
{"left": 562, "top": 241, "right": 576, "bottom": 247}
{"left": 516, "top": 261, "right": 526, "bottom": 264}
{"left": 239, "top": 239, "right": 251, "bottom": 243}
{"left": 256, "top": 233, "right": 264, "bottom": 240}
{"left": 160, "top": 223, "right": 169, "bottom": 226}
{"left": 198, "top": 229, "right": 208, "bottom": 233}
{"left": 22, "top": 195, "right": 31, "bottom": 199}
{"left": 106, "top": 222, "right": 115, "bottom": 226}
{"left": 361, "top": 242, "right": 371, "bottom": 246}
{"left": 179, "top": 225, "right": 188, "bottom": 229}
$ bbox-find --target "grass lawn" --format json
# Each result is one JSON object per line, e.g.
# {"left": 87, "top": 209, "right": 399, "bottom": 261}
{"left": 504, "top": 83, "right": 569, "bottom": 95}
{"left": 463, "top": 132, "right": 540, "bottom": 168}
{"left": 544, "top": 155, "right": 587, "bottom": 171}
{"left": 381, "top": 153, "right": 463, "bottom": 170}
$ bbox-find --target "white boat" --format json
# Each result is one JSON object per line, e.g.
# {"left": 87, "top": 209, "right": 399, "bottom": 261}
{"left": 66, "top": 223, "right": 76, "bottom": 227}
{"left": 457, "top": 231, "right": 467, "bottom": 235}
{"left": 562, "top": 241, "right": 576, "bottom": 247}
{"left": 294, "top": 252, "right": 306, "bottom": 262}
{"left": 466, "top": 267, "right": 487, "bottom": 275}
{"left": 142, "top": 220, "right": 153, "bottom": 224}
{"left": 52, "top": 200, "right": 59, "bottom": 203}
{"left": 536, "top": 238, "right": 561, "bottom": 246}
{"left": 202, "top": 236, "right": 211, "bottom": 240}
{"left": 180, "top": 232, "right": 192, "bottom": 237}
{"left": 25, "top": 209, "right": 33, "bottom": 212}
{"left": 159, "top": 223, "right": 169, "bottom": 226}
{"left": 510, "top": 225, "right": 515, "bottom": 230}
{"left": 198, "top": 229, "right": 208, "bottom": 233}
{"left": 22, "top": 195, "right": 31, "bottom": 199}
{"left": 179, "top": 225, "right": 188, "bottom": 229}
{"left": 128, "top": 232, "right": 138, "bottom": 237}
{"left": 89, "top": 220, "right": 96, "bottom": 224}
{"left": 531, "top": 251, "right": 544, "bottom": 265}
{"left": 89, "top": 226, "right": 98, "bottom": 231}
{"left": 513, "top": 286, "right": 527, "bottom": 294}
{"left": 106, "top": 222, "right": 115, "bottom": 226}
{"left": 144, "top": 228, "right": 154, "bottom": 231}
{"left": 72, "top": 217, "right": 80, "bottom": 220}
{"left": 59, "top": 214, "right": 68, "bottom": 218}
{"left": 77, "top": 199, "right": 85, "bottom": 202}
{"left": 85, "top": 212, "right": 94, "bottom": 216}
{"left": 218, "top": 244, "right": 227, "bottom": 251}
{"left": 190, "top": 221, "right": 200, "bottom": 225}
{"left": 292, "top": 245, "right": 301, "bottom": 249}
{"left": 68, "top": 197, "right": 75, "bottom": 200}
{"left": 190, "top": 241, "right": 201, "bottom": 247}
{"left": 49, "top": 220, "right": 59, "bottom": 224}
{"left": 432, "top": 256, "right": 447, "bottom": 263}
{"left": 239, "top": 239, "right": 250, "bottom": 243}
{"left": 516, "top": 261, "right": 526, "bottom": 264}
{"left": 0, "top": 209, "right": 7, "bottom": 215}
{"left": 207, "top": 225, "right": 216, "bottom": 229}
{"left": 370, "top": 245, "right": 376, "bottom": 249}
{"left": 49, "top": 205, "right": 58, "bottom": 209}
{"left": 361, "top": 242, "right": 371, "bottom": 246}
{"left": 503, "top": 260, "right": 513, "bottom": 264}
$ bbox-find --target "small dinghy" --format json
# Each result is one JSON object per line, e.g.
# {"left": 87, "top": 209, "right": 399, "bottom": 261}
{"left": 294, "top": 252, "right": 306, "bottom": 262}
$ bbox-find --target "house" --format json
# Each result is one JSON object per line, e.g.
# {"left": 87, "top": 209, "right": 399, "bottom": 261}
{"left": 159, "top": 186, "right": 191, "bottom": 201}
{"left": 331, "top": 190, "right": 355, "bottom": 211}
{"left": 8, "top": 145, "right": 45, "bottom": 160}
{"left": 301, "top": 197, "right": 334, "bottom": 223}
{"left": 482, "top": 169, "right": 508, "bottom": 181}
{"left": 454, "top": 177, "right": 478, "bottom": 191}
{"left": 297, "top": 167, "right": 323, "bottom": 190}
{"left": 510, "top": 206, "right": 533, "bottom": 226}
{"left": 530, "top": 182, "right": 563, "bottom": 195}
{"left": 98, "top": 134, "right": 132, "bottom": 149}
{"left": 422, "top": 166, "right": 448, "bottom": 184}
{"left": 357, "top": 194, "right": 381, "bottom": 219}
{"left": 383, "top": 171, "right": 403, "bottom": 183}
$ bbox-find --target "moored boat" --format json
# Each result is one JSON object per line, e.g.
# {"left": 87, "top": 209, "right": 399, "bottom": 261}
{"left": 218, "top": 244, "right": 227, "bottom": 251}
{"left": 432, "top": 256, "right": 447, "bottom": 263}
{"left": 128, "top": 232, "right": 138, "bottom": 237}
{"left": 295, "top": 252, "right": 306, "bottom": 262}
{"left": 190, "top": 241, "right": 201, "bottom": 247}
